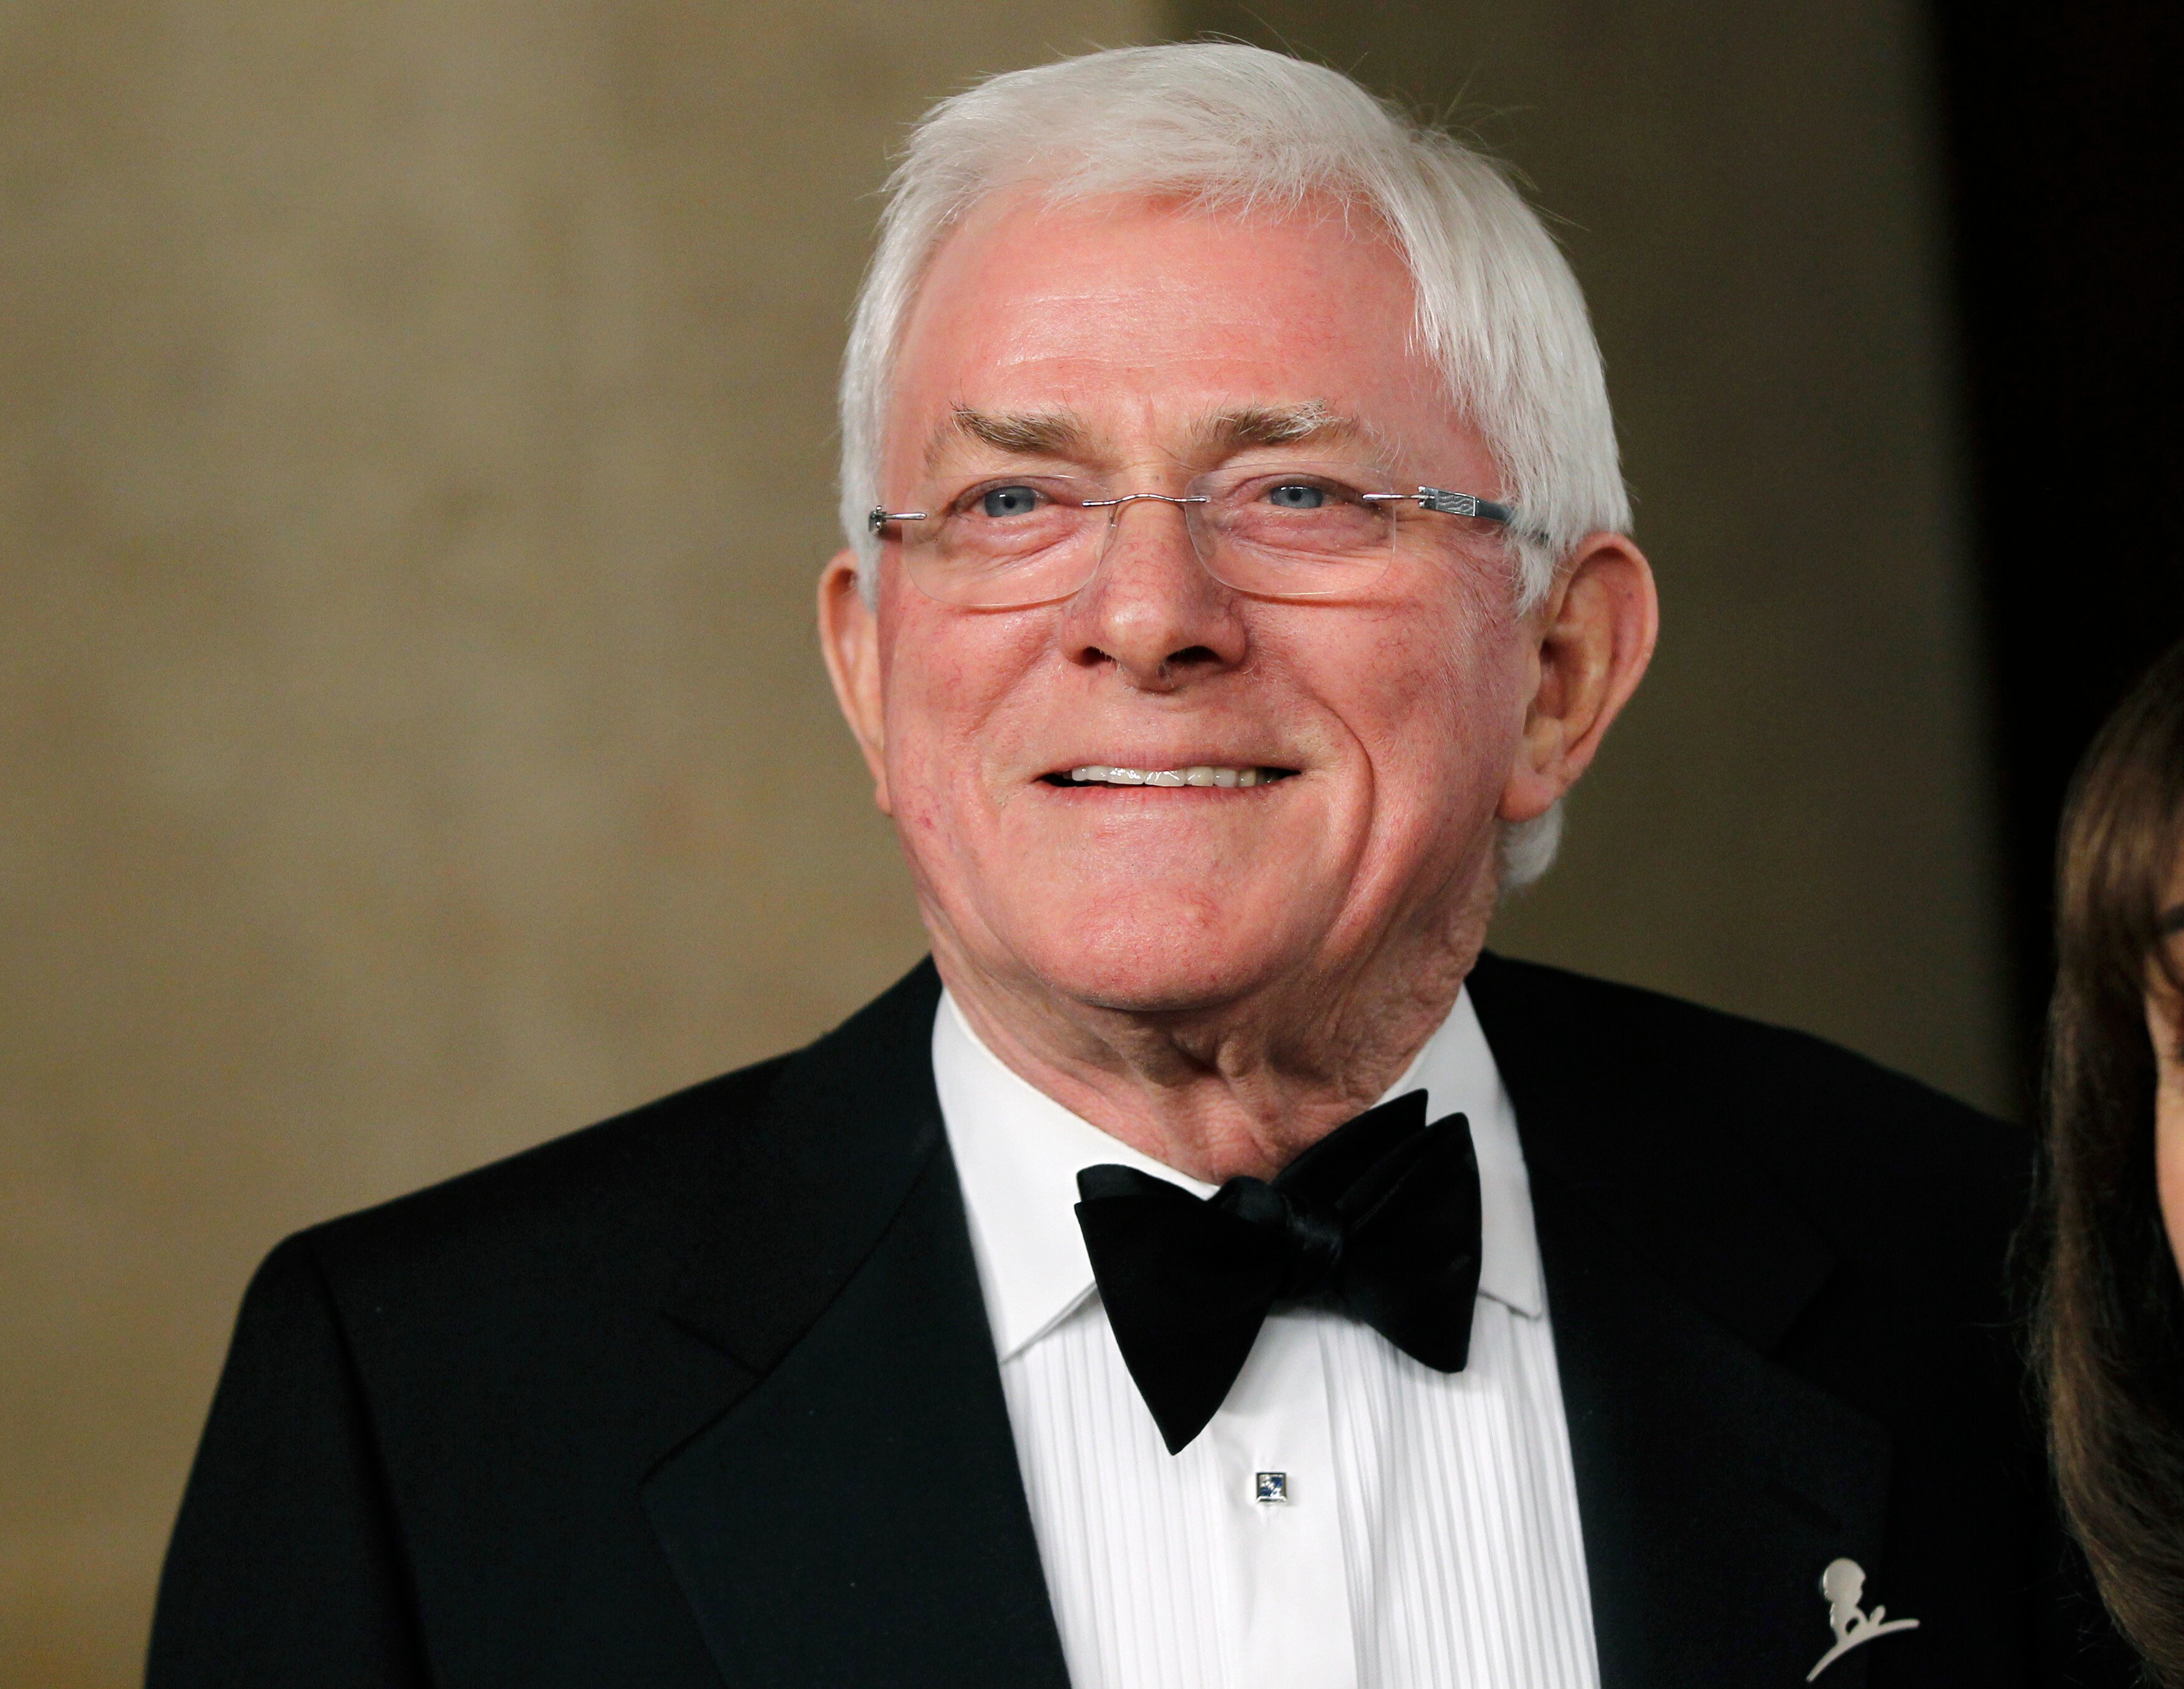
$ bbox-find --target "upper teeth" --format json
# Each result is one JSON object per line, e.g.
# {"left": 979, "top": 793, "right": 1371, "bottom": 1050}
{"left": 1068, "top": 765, "right": 1270, "bottom": 788}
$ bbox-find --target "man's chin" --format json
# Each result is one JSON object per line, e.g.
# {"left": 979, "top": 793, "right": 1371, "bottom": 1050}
{"left": 992, "top": 919, "right": 1310, "bottom": 1022}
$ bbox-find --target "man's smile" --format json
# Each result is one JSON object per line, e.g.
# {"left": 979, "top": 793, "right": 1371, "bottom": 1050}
{"left": 1042, "top": 763, "right": 1302, "bottom": 789}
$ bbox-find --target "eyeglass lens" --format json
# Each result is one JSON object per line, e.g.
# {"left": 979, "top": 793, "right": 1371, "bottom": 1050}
{"left": 892, "top": 464, "right": 1407, "bottom": 609}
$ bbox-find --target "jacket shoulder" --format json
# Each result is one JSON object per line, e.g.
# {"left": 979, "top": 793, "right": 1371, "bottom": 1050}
{"left": 1472, "top": 949, "right": 2014, "bottom": 1140}
{"left": 1470, "top": 951, "right": 2030, "bottom": 1291}
{"left": 293, "top": 1052, "right": 792, "bottom": 1321}
{"left": 278, "top": 956, "right": 946, "bottom": 1361}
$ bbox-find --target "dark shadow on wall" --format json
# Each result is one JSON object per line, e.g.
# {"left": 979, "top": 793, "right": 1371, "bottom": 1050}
{"left": 1931, "top": 0, "right": 2184, "bottom": 1101}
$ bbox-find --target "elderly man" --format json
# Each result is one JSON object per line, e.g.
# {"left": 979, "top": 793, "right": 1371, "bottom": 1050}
{"left": 151, "top": 44, "right": 2120, "bottom": 1689}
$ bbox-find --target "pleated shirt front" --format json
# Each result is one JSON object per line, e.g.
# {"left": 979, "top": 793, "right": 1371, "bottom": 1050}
{"left": 933, "top": 988, "right": 1601, "bottom": 1689}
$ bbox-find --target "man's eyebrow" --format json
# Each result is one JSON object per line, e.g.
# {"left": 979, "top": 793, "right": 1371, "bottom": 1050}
{"left": 937, "top": 406, "right": 1094, "bottom": 464}
{"left": 2160, "top": 901, "right": 2184, "bottom": 936}
{"left": 1200, "top": 401, "right": 1362, "bottom": 453}
{"left": 927, "top": 400, "right": 1380, "bottom": 471}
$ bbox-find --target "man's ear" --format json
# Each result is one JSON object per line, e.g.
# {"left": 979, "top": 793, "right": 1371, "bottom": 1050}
{"left": 1499, "top": 531, "right": 1659, "bottom": 823}
{"left": 818, "top": 549, "right": 892, "bottom": 815}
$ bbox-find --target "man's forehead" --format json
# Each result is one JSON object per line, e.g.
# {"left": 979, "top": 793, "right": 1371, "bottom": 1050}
{"left": 884, "top": 191, "right": 1442, "bottom": 480}
{"left": 921, "top": 400, "right": 1381, "bottom": 471}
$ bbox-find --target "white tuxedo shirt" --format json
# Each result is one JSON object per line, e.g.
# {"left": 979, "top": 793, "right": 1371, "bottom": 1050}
{"left": 934, "top": 987, "right": 1601, "bottom": 1689}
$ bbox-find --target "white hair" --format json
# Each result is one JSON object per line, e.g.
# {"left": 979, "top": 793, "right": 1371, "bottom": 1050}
{"left": 836, "top": 42, "right": 1629, "bottom": 888}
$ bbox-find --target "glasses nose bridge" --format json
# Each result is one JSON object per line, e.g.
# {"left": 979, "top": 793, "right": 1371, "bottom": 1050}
{"left": 1091, "top": 487, "right": 1213, "bottom": 569}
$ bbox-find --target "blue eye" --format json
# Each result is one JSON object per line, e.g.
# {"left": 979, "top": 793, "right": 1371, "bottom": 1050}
{"left": 979, "top": 485, "right": 1042, "bottom": 518}
{"left": 1265, "top": 482, "right": 1327, "bottom": 510}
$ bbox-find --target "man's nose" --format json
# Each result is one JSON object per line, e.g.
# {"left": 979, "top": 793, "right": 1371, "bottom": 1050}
{"left": 1059, "top": 496, "right": 1248, "bottom": 689}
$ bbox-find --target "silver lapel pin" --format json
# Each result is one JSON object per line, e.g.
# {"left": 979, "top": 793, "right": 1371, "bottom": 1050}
{"left": 1806, "top": 1557, "right": 1919, "bottom": 1681}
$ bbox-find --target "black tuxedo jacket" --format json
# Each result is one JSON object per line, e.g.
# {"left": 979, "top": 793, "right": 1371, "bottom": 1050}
{"left": 150, "top": 956, "right": 2130, "bottom": 1687}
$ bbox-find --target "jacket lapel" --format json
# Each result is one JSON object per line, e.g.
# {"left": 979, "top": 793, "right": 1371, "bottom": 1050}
{"left": 1470, "top": 953, "right": 1895, "bottom": 1689}
{"left": 638, "top": 950, "right": 1898, "bottom": 1686}
{"left": 641, "top": 961, "right": 1069, "bottom": 1689}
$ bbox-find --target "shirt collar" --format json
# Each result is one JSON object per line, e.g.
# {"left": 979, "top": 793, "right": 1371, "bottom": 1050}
{"left": 934, "top": 986, "right": 1548, "bottom": 1363}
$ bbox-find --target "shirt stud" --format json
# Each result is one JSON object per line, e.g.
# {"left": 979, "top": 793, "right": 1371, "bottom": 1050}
{"left": 1254, "top": 1471, "right": 1289, "bottom": 1504}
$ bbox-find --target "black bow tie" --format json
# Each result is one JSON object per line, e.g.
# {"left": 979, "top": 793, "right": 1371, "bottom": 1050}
{"left": 1074, "top": 1090, "right": 1482, "bottom": 1454}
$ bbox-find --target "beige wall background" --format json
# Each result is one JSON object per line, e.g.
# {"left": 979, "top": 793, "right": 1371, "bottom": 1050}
{"left": 1, "top": 2, "right": 2001, "bottom": 1683}
{"left": 1, "top": 4, "right": 1159, "bottom": 1680}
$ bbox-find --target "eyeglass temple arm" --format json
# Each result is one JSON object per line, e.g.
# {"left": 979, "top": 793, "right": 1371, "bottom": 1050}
{"left": 869, "top": 507, "right": 928, "bottom": 532}
{"left": 1362, "top": 486, "right": 1519, "bottom": 526}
